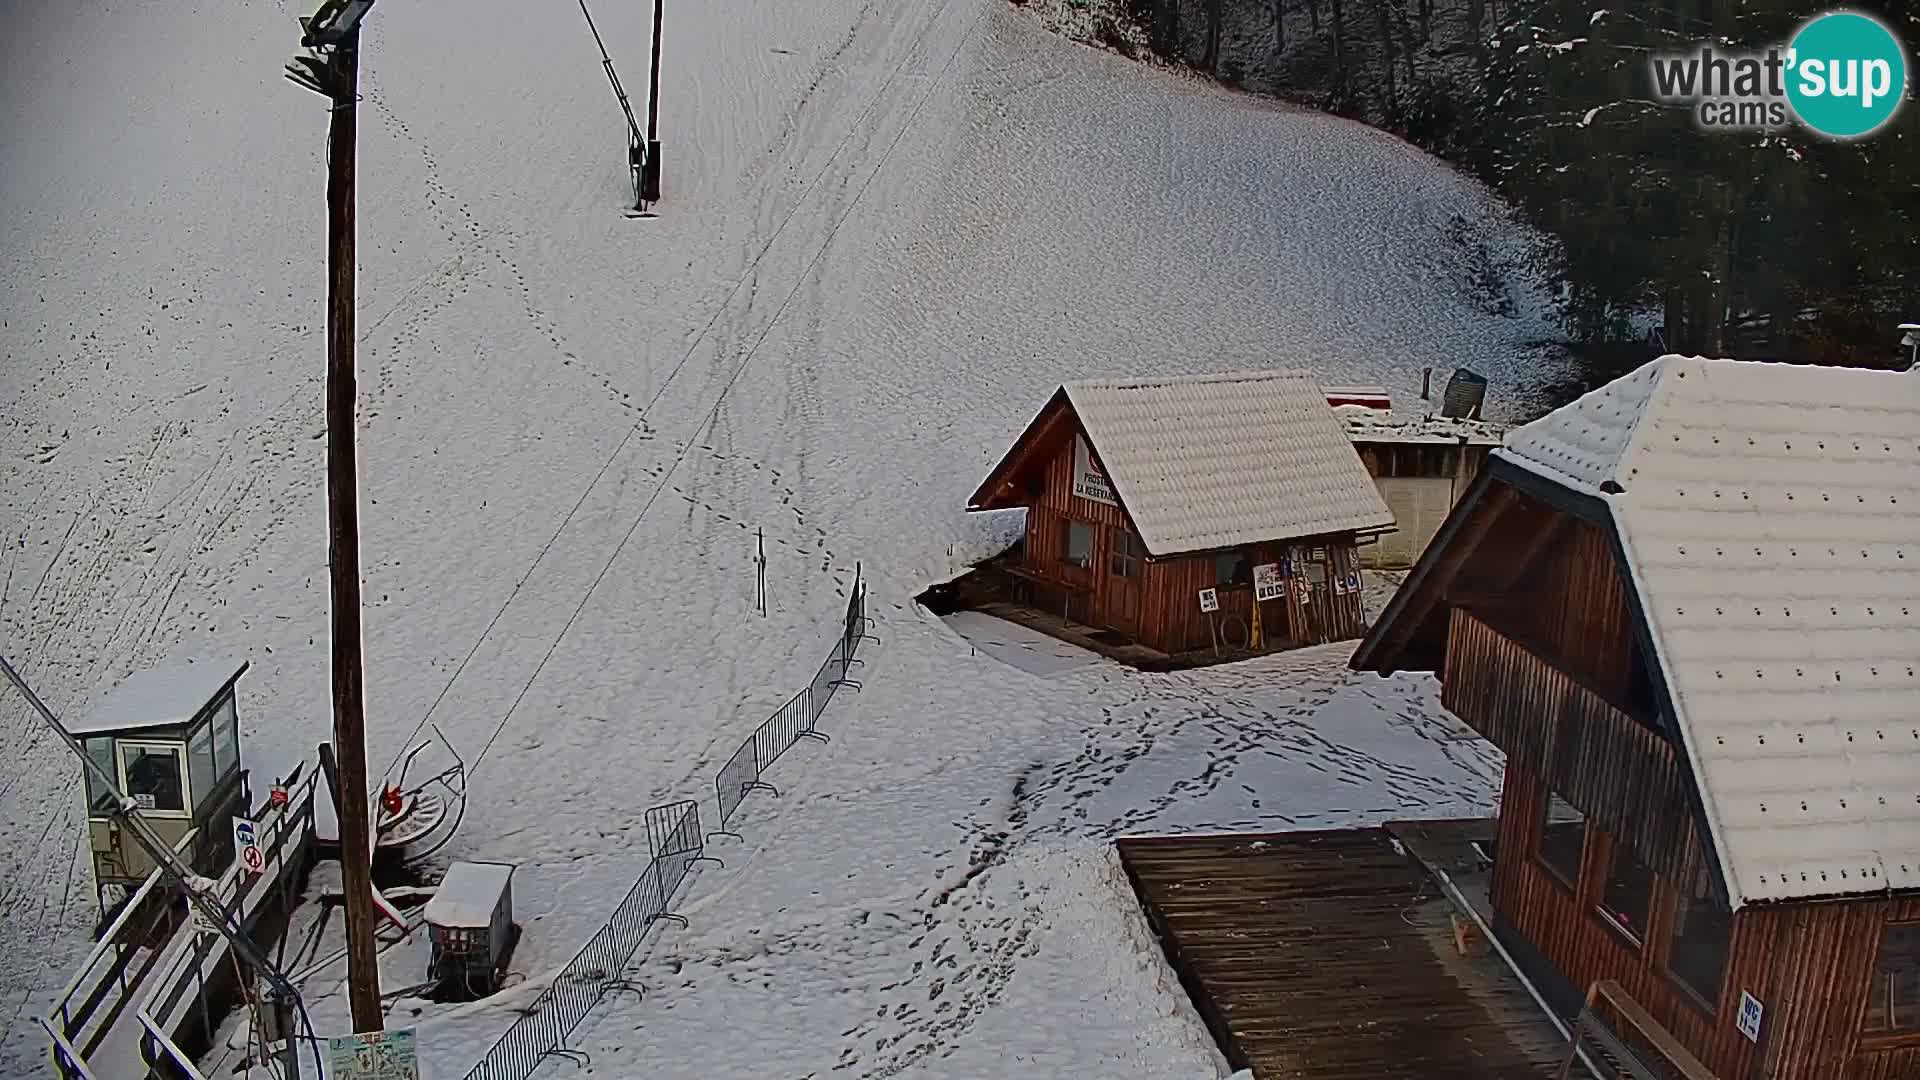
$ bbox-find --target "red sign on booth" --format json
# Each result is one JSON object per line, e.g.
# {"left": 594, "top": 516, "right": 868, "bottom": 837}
{"left": 269, "top": 785, "right": 289, "bottom": 808}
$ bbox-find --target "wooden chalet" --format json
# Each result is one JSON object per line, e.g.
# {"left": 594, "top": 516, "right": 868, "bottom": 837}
{"left": 968, "top": 370, "right": 1395, "bottom": 659}
{"left": 1326, "top": 388, "right": 1505, "bottom": 570}
{"left": 1351, "top": 356, "right": 1920, "bottom": 1079}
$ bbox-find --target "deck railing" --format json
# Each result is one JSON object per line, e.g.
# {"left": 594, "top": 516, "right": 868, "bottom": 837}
{"left": 50, "top": 827, "right": 200, "bottom": 1053}
{"left": 134, "top": 765, "right": 319, "bottom": 1068}
{"left": 1557, "top": 980, "right": 1720, "bottom": 1080}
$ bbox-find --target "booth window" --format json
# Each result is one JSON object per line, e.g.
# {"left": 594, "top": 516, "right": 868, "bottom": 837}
{"left": 84, "top": 738, "right": 118, "bottom": 813}
{"left": 1599, "top": 841, "right": 1657, "bottom": 946}
{"left": 189, "top": 718, "right": 216, "bottom": 811}
{"left": 1538, "top": 791, "right": 1586, "bottom": 887}
{"left": 1667, "top": 864, "right": 1732, "bottom": 1007}
{"left": 121, "top": 744, "right": 186, "bottom": 814}
{"left": 1864, "top": 922, "right": 1920, "bottom": 1035}
{"left": 1063, "top": 521, "right": 1093, "bottom": 569}
{"left": 1215, "top": 551, "right": 1251, "bottom": 586}
{"left": 214, "top": 696, "right": 241, "bottom": 780}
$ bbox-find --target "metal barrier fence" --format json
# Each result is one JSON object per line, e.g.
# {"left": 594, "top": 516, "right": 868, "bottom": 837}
{"left": 459, "top": 566, "right": 878, "bottom": 1080}
{"left": 461, "top": 800, "right": 717, "bottom": 1080}
{"left": 712, "top": 565, "right": 875, "bottom": 836}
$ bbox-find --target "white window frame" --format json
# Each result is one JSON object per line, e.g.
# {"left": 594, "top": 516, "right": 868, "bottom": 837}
{"left": 117, "top": 739, "right": 193, "bottom": 818}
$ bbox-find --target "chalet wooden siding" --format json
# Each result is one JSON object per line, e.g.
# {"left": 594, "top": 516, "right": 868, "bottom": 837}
{"left": 1149, "top": 539, "right": 1366, "bottom": 654}
{"left": 1498, "top": 763, "right": 1920, "bottom": 1079}
{"left": 1455, "top": 517, "right": 1641, "bottom": 708}
{"left": 1493, "top": 765, "right": 1772, "bottom": 1079}
{"left": 1447, "top": 608, "right": 1703, "bottom": 889}
{"left": 1760, "top": 895, "right": 1920, "bottom": 1080}
{"left": 1002, "top": 431, "right": 1370, "bottom": 655}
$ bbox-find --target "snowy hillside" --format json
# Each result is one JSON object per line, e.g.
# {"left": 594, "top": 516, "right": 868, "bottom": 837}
{"left": 2, "top": 0, "right": 1555, "bottom": 1074}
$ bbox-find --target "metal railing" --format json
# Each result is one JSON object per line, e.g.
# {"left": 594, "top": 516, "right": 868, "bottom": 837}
{"left": 136, "top": 766, "right": 319, "bottom": 1067}
{"left": 50, "top": 827, "right": 201, "bottom": 1055}
{"left": 460, "top": 800, "right": 717, "bottom": 1080}
{"left": 459, "top": 567, "right": 877, "bottom": 1080}
{"left": 712, "top": 566, "right": 874, "bottom": 836}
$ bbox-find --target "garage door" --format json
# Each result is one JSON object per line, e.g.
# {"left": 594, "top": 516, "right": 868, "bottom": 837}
{"left": 1362, "top": 476, "right": 1455, "bottom": 569}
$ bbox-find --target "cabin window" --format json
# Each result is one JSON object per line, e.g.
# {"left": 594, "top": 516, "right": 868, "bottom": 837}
{"left": 1599, "top": 841, "right": 1657, "bottom": 946}
{"left": 1667, "top": 865, "right": 1732, "bottom": 1007}
{"left": 214, "top": 696, "right": 241, "bottom": 780}
{"left": 1215, "top": 551, "right": 1251, "bottom": 587}
{"left": 1538, "top": 791, "right": 1586, "bottom": 887}
{"left": 189, "top": 719, "right": 217, "bottom": 813}
{"left": 120, "top": 743, "right": 187, "bottom": 815}
{"left": 1063, "top": 521, "right": 1093, "bottom": 569}
{"left": 1864, "top": 922, "right": 1920, "bottom": 1036}
{"left": 1109, "top": 531, "right": 1145, "bottom": 578}
{"left": 83, "top": 737, "right": 117, "bottom": 814}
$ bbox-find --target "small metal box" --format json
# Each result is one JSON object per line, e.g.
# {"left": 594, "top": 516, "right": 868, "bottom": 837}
{"left": 424, "top": 861, "right": 516, "bottom": 996}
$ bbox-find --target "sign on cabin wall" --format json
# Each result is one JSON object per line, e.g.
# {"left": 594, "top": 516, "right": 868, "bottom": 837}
{"left": 1737, "top": 991, "right": 1764, "bottom": 1043}
{"left": 1253, "top": 563, "right": 1285, "bottom": 602}
{"left": 1071, "top": 435, "right": 1117, "bottom": 506}
{"left": 1197, "top": 588, "right": 1219, "bottom": 613}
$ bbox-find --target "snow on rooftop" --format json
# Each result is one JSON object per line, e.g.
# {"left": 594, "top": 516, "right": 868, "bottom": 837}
{"left": 1065, "top": 370, "right": 1395, "bottom": 556}
{"left": 424, "top": 861, "right": 514, "bottom": 929}
{"left": 1498, "top": 355, "right": 1920, "bottom": 906}
{"left": 1334, "top": 403, "right": 1506, "bottom": 445}
{"left": 68, "top": 661, "right": 248, "bottom": 737}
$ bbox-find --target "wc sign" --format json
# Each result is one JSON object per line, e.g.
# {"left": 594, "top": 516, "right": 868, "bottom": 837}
{"left": 1649, "top": 10, "right": 1909, "bottom": 139}
{"left": 233, "top": 816, "right": 264, "bottom": 876}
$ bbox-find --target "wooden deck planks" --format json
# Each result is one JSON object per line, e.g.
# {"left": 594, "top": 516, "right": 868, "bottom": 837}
{"left": 1116, "top": 828, "right": 1569, "bottom": 1080}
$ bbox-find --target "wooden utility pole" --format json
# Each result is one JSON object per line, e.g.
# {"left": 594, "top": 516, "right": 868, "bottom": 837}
{"left": 323, "top": 25, "right": 384, "bottom": 1037}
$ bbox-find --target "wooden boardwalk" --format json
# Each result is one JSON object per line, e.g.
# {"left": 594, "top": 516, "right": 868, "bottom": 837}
{"left": 1116, "top": 827, "right": 1568, "bottom": 1080}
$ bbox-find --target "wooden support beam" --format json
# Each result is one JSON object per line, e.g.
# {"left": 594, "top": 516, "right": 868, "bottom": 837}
{"left": 1370, "top": 483, "right": 1518, "bottom": 667}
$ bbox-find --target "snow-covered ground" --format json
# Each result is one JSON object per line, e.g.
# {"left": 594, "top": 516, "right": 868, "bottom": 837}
{"left": 2, "top": 0, "right": 1555, "bottom": 1074}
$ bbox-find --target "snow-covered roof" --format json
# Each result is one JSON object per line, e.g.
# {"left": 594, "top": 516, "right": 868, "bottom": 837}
{"left": 1062, "top": 370, "right": 1395, "bottom": 556}
{"left": 70, "top": 660, "right": 249, "bottom": 736}
{"left": 1495, "top": 355, "right": 1920, "bottom": 906}
{"left": 1334, "top": 404, "right": 1506, "bottom": 446}
{"left": 425, "top": 861, "right": 515, "bottom": 929}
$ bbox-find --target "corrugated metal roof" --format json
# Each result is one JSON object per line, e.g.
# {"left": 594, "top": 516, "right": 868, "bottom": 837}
{"left": 71, "top": 660, "right": 249, "bottom": 736}
{"left": 1335, "top": 404, "right": 1507, "bottom": 446}
{"left": 1063, "top": 370, "right": 1395, "bottom": 556}
{"left": 1496, "top": 355, "right": 1920, "bottom": 906}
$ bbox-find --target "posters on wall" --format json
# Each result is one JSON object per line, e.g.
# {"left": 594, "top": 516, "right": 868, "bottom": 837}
{"left": 1071, "top": 435, "right": 1117, "bottom": 506}
{"left": 1252, "top": 563, "right": 1285, "bottom": 602}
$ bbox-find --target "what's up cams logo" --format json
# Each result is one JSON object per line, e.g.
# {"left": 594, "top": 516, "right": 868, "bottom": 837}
{"left": 1649, "top": 10, "right": 1911, "bottom": 139}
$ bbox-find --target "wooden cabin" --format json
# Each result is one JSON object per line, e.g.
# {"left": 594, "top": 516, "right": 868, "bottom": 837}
{"left": 1325, "top": 389, "right": 1505, "bottom": 570}
{"left": 1351, "top": 356, "right": 1920, "bottom": 1079}
{"left": 968, "top": 370, "right": 1396, "bottom": 658}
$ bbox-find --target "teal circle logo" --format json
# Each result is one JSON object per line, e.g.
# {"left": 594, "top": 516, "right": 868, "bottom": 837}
{"left": 1785, "top": 11, "right": 1909, "bottom": 138}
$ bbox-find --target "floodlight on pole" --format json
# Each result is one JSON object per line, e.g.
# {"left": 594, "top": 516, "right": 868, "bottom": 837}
{"left": 301, "top": 0, "right": 375, "bottom": 48}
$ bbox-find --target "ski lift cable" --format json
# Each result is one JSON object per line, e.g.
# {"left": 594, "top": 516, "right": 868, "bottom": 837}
{"left": 576, "top": 0, "right": 644, "bottom": 144}
{"left": 380, "top": 0, "right": 957, "bottom": 781}
{"left": 460, "top": 1, "right": 991, "bottom": 776}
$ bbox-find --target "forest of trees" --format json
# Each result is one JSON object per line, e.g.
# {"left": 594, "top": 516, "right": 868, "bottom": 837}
{"left": 1114, "top": 0, "right": 1919, "bottom": 380}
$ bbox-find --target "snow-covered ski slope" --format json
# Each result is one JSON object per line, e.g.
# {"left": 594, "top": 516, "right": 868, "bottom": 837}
{"left": 1, "top": 0, "right": 1557, "bottom": 1073}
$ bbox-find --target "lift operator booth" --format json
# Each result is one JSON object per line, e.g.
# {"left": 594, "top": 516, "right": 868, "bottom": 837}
{"left": 71, "top": 660, "right": 251, "bottom": 922}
